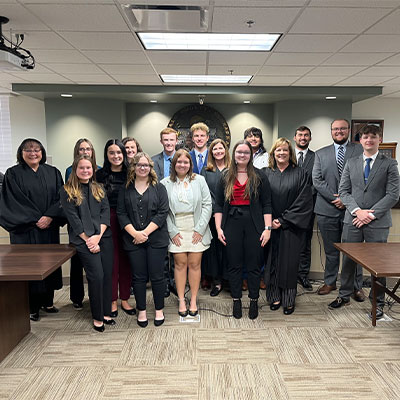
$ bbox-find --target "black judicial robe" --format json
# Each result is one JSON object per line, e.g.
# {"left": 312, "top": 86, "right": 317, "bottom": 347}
{"left": 263, "top": 165, "right": 313, "bottom": 289}
{"left": 0, "top": 163, "right": 65, "bottom": 291}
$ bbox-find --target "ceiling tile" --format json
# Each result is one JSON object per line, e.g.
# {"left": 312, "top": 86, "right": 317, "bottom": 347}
{"left": 155, "top": 65, "right": 206, "bottom": 74}
{"left": 378, "top": 54, "right": 400, "bottom": 66}
{"left": 212, "top": 7, "right": 302, "bottom": 33}
{"left": 99, "top": 64, "right": 155, "bottom": 75}
{"left": 307, "top": 66, "right": 366, "bottom": 76}
{"left": 265, "top": 52, "right": 331, "bottom": 65}
{"left": 214, "top": 1, "right": 307, "bottom": 5}
{"left": 354, "top": 66, "right": 400, "bottom": 76}
{"left": 366, "top": 9, "right": 400, "bottom": 34}
{"left": 381, "top": 84, "right": 400, "bottom": 94}
{"left": 113, "top": 75, "right": 162, "bottom": 84}
{"left": 32, "top": 50, "right": 91, "bottom": 64}
{"left": 83, "top": 50, "right": 148, "bottom": 64}
{"left": 341, "top": 35, "right": 400, "bottom": 52}
{"left": 276, "top": 34, "right": 355, "bottom": 52}
{"left": 147, "top": 51, "right": 207, "bottom": 65}
{"left": 322, "top": 53, "right": 394, "bottom": 66}
{"left": 258, "top": 66, "right": 313, "bottom": 76}
{"left": 382, "top": 77, "right": 400, "bottom": 84}
{"left": 309, "top": 0, "right": 400, "bottom": 7}
{"left": 45, "top": 63, "right": 104, "bottom": 74}
{"left": 336, "top": 76, "right": 394, "bottom": 85}
{"left": 0, "top": 4, "right": 50, "bottom": 31}
{"left": 382, "top": 90, "right": 400, "bottom": 97}
{"left": 60, "top": 32, "right": 141, "bottom": 51}
{"left": 22, "top": 31, "right": 73, "bottom": 50}
{"left": 293, "top": 76, "right": 345, "bottom": 85}
{"left": 10, "top": 73, "right": 73, "bottom": 83}
{"left": 25, "top": 4, "right": 129, "bottom": 32}
{"left": 290, "top": 7, "right": 389, "bottom": 34}
{"left": 21, "top": 0, "right": 115, "bottom": 3}
{"left": 64, "top": 74, "right": 118, "bottom": 84}
{"left": 208, "top": 65, "right": 258, "bottom": 74}
{"left": 250, "top": 76, "right": 300, "bottom": 85}
{"left": 208, "top": 52, "right": 268, "bottom": 65}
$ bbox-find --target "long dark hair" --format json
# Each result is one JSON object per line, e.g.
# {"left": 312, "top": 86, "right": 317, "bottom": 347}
{"left": 223, "top": 140, "right": 260, "bottom": 201}
{"left": 244, "top": 127, "right": 266, "bottom": 154}
{"left": 102, "top": 139, "right": 129, "bottom": 173}
{"left": 17, "top": 138, "right": 47, "bottom": 165}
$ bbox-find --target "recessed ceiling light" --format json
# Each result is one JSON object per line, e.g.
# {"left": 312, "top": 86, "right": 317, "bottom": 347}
{"left": 243, "top": 100, "right": 251, "bottom": 104}
{"left": 150, "top": 100, "right": 157, "bottom": 103}
{"left": 61, "top": 93, "right": 72, "bottom": 97}
{"left": 161, "top": 75, "right": 252, "bottom": 84}
{"left": 326, "top": 96, "right": 336, "bottom": 100}
{"left": 138, "top": 33, "right": 281, "bottom": 51}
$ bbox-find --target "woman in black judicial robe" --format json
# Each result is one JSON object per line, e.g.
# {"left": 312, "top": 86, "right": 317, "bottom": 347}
{"left": 263, "top": 138, "right": 313, "bottom": 315}
{"left": 0, "top": 138, "right": 65, "bottom": 321}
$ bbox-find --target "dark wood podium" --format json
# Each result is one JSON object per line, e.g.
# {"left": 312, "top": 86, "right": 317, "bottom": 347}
{"left": 334, "top": 242, "right": 400, "bottom": 326}
{"left": 0, "top": 244, "right": 75, "bottom": 362}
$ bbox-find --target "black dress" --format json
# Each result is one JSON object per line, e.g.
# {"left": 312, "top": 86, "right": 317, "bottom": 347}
{"left": 0, "top": 163, "right": 65, "bottom": 312}
{"left": 263, "top": 165, "right": 313, "bottom": 307}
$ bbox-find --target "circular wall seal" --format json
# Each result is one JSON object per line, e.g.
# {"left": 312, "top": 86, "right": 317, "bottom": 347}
{"left": 168, "top": 104, "right": 231, "bottom": 151}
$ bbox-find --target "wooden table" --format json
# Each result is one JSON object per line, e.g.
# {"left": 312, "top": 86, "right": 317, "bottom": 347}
{"left": 0, "top": 244, "right": 75, "bottom": 362}
{"left": 334, "top": 242, "right": 400, "bottom": 326}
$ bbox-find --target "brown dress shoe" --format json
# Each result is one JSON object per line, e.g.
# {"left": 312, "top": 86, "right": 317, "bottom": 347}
{"left": 317, "top": 284, "right": 337, "bottom": 295}
{"left": 259, "top": 277, "right": 266, "bottom": 290}
{"left": 353, "top": 289, "right": 366, "bottom": 302}
{"left": 242, "top": 279, "right": 248, "bottom": 291}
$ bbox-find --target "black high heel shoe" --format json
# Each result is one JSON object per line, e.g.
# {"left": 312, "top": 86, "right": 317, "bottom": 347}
{"left": 178, "top": 298, "right": 188, "bottom": 317}
{"left": 283, "top": 305, "right": 295, "bottom": 315}
{"left": 270, "top": 302, "right": 281, "bottom": 311}
{"left": 137, "top": 319, "right": 148, "bottom": 328}
{"left": 103, "top": 318, "right": 116, "bottom": 325}
{"left": 188, "top": 309, "right": 198, "bottom": 317}
{"left": 93, "top": 323, "right": 105, "bottom": 332}
{"left": 121, "top": 306, "right": 136, "bottom": 316}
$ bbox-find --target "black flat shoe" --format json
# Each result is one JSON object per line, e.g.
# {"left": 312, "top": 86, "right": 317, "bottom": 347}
{"left": 154, "top": 317, "right": 165, "bottom": 327}
{"left": 121, "top": 306, "right": 136, "bottom": 316}
{"left": 41, "top": 306, "right": 59, "bottom": 313}
{"left": 73, "top": 302, "right": 83, "bottom": 310}
{"left": 137, "top": 319, "right": 148, "bottom": 328}
{"left": 93, "top": 324, "right": 105, "bottom": 332}
{"left": 210, "top": 285, "right": 222, "bottom": 297}
{"left": 103, "top": 318, "right": 116, "bottom": 325}
{"left": 283, "top": 306, "right": 295, "bottom": 315}
{"left": 270, "top": 302, "right": 281, "bottom": 311}
{"left": 110, "top": 310, "right": 118, "bottom": 318}
{"left": 30, "top": 312, "right": 40, "bottom": 321}
{"left": 188, "top": 309, "right": 198, "bottom": 317}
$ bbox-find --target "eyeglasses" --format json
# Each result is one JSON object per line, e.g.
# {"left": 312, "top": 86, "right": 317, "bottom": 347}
{"left": 23, "top": 148, "right": 41, "bottom": 153}
{"left": 136, "top": 163, "right": 150, "bottom": 169}
{"left": 331, "top": 127, "right": 349, "bottom": 132}
{"left": 79, "top": 147, "right": 92, "bottom": 152}
{"left": 235, "top": 151, "right": 251, "bottom": 156}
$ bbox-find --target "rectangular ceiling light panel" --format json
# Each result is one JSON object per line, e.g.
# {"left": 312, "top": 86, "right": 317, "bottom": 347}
{"left": 138, "top": 33, "right": 281, "bottom": 51}
{"left": 161, "top": 75, "right": 252, "bottom": 83}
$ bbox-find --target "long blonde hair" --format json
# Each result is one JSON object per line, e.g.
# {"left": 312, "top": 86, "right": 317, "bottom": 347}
{"left": 64, "top": 155, "right": 105, "bottom": 205}
{"left": 223, "top": 140, "right": 260, "bottom": 202}
{"left": 126, "top": 152, "right": 158, "bottom": 187}
{"left": 268, "top": 138, "right": 297, "bottom": 170}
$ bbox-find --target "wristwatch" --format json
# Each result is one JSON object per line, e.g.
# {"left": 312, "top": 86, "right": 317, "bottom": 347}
{"left": 265, "top": 226, "right": 272, "bottom": 230}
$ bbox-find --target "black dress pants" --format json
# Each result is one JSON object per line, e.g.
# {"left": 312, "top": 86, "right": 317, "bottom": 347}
{"left": 75, "top": 235, "right": 113, "bottom": 321}
{"left": 224, "top": 206, "right": 263, "bottom": 299}
{"left": 69, "top": 254, "right": 85, "bottom": 304}
{"left": 127, "top": 244, "right": 167, "bottom": 311}
{"left": 29, "top": 285, "right": 54, "bottom": 314}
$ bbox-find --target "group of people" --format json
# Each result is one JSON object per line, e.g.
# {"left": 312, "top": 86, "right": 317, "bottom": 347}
{"left": 0, "top": 118, "right": 398, "bottom": 331}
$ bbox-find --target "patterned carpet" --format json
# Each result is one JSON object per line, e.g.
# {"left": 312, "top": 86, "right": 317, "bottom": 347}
{"left": 1, "top": 284, "right": 400, "bottom": 400}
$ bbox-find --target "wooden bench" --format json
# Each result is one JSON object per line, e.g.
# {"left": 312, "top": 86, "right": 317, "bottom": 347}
{"left": 334, "top": 242, "right": 400, "bottom": 326}
{"left": 0, "top": 244, "right": 75, "bottom": 362}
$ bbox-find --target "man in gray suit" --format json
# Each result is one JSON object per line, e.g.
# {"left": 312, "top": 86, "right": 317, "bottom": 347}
{"left": 294, "top": 126, "right": 315, "bottom": 291}
{"left": 152, "top": 127, "right": 178, "bottom": 297}
{"left": 152, "top": 127, "right": 178, "bottom": 181}
{"left": 312, "top": 119, "right": 363, "bottom": 296}
{"left": 328, "top": 124, "right": 399, "bottom": 318}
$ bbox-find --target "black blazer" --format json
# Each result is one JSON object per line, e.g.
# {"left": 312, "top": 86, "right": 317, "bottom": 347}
{"left": 60, "top": 184, "right": 111, "bottom": 246}
{"left": 214, "top": 169, "right": 272, "bottom": 234}
{"left": 300, "top": 149, "right": 316, "bottom": 196}
{"left": 117, "top": 182, "right": 169, "bottom": 250}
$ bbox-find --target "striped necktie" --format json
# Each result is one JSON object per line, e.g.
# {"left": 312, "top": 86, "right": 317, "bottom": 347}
{"left": 337, "top": 145, "right": 345, "bottom": 177}
{"left": 364, "top": 158, "right": 372, "bottom": 184}
{"left": 198, "top": 154, "right": 204, "bottom": 172}
{"left": 298, "top": 151, "right": 304, "bottom": 167}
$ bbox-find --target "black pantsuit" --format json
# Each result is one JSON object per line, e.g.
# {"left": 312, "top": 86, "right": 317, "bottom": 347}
{"left": 127, "top": 245, "right": 167, "bottom": 311}
{"left": 75, "top": 236, "right": 113, "bottom": 320}
{"left": 224, "top": 206, "right": 263, "bottom": 299}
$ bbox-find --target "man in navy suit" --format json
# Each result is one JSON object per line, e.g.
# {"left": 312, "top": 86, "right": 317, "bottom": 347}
{"left": 328, "top": 124, "right": 399, "bottom": 318}
{"left": 294, "top": 126, "right": 315, "bottom": 291}
{"left": 189, "top": 122, "right": 209, "bottom": 175}
{"left": 313, "top": 119, "right": 363, "bottom": 296}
